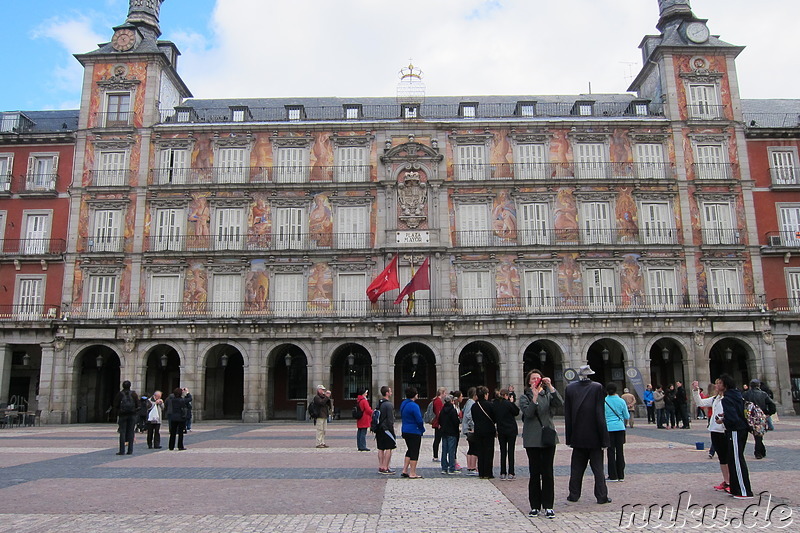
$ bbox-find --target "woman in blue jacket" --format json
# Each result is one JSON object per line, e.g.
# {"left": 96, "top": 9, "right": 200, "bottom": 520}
{"left": 400, "top": 387, "right": 425, "bottom": 479}
{"left": 604, "top": 382, "right": 629, "bottom": 482}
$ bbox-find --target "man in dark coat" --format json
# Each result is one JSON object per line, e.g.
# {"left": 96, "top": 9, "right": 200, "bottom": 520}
{"left": 113, "top": 380, "right": 140, "bottom": 455}
{"left": 564, "top": 365, "right": 611, "bottom": 504}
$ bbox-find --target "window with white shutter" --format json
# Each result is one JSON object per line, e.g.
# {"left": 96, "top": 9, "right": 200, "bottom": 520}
{"left": 87, "top": 275, "right": 117, "bottom": 318}
{"left": 787, "top": 271, "right": 800, "bottom": 311}
{"left": 153, "top": 208, "right": 183, "bottom": 251}
{"left": 779, "top": 206, "right": 800, "bottom": 246}
{"left": 695, "top": 144, "right": 727, "bottom": 180}
{"left": 0, "top": 154, "right": 11, "bottom": 191}
{"left": 708, "top": 267, "right": 741, "bottom": 309}
{"left": 92, "top": 209, "right": 123, "bottom": 252}
{"left": 461, "top": 270, "right": 492, "bottom": 315}
{"left": 523, "top": 269, "right": 554, "bottom": 312}
{"left": 275, "top": 147, "right": 307, "bottom": 183}
{"left": 519, "top": 203, "right": 551, "bottom": 245}
{"left": 456, "top": 145, "right": 486, "bottom": 180}
{"left": 769, "top": 149, "right": 798, "bottom": 185}
{"left": 647, "top": 268, "right": 677, "bottom": 310}
{"left": 336, "top": 206, "right": 368, "bottom": 248}
{"left": 688, "top": 84, "right": 719, "bottom": 119}
{"left": 575, "top": 143, "right": 607, "bottom": 179}
{"left": 211, "top": 273, "right": 242, "bottom": 317}
{"left": 23, "top": 212, "right": 51, "bottom": 254}
{"left": 97, "top": 151, "right": 127, "bottom": 186}
{"left": 214, "top": 208, "right": 244, "bottom": 250}
{"left": 149, "top": 274, "right": 181, "bottom": 316}
{"left": 515, "top": 144, "right": 547, "bottom": 180}
{"left": 337, "top": 272, "right": 367, "bottom": 317}
{"left": 635, "top": 143, "right": 666, "bottom": 179}
{"left": 272, "top": 273, "right": 304, "bottom": 316}
{"left": 275, "top": 207, "right": 306, "bottom": 249}
{"left": 336, "top": 146, "right": 367, "bottom": 182}
{"left": 26, "top": 154, "right": 58, "bottom": 191}
{"left": 586, "top": 267, "right": 616, "bottom": 311}
{"left": 215, "top": 147, "right": 247, "bottom": 183}
{"left": 0, "top": 211, "right": 6, "bottom": 249}
{"left": 457, "top": 204, "right": 490, "bottom": 246}
{"left": 157, "top": 148, "right": 189, "bottom": 184}
{"left": 581, "top": 201, "right": 612, "bottom": 244}
{"left": 16, "top": 276, "right": 44, "bottom": 319}
{"left": 702, "top": 202, "right": 736, "bottom": 245}
{"left": 640, "top": 201, "right": 673, "bottom": 244}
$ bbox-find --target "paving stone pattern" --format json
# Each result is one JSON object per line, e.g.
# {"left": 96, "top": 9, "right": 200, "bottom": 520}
{"left": 0, "top": 417, "right": 798, "bottom": 532}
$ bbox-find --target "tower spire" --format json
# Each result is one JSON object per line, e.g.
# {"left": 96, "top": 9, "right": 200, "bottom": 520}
{"left": 657, "top": 0, "right": 694, "bottom": 30}
{"left": 126, "top": 0, "right": 165, "bottom": 37}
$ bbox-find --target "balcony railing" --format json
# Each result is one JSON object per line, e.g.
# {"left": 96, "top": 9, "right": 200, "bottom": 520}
{"left": 692, "top": 163, "right": 735, "bottom": 180}
{"left": 94, "top": 112, "right": 133, "bottom": 128}
{"left": 769, "top": 166, "right": 800, "bottom": 185}
{"left": 0, "top": 238, "right": 66, "bottom": 255}
{"left": 144, "top": 231, "right": 372, "bottom": 252}
{"left": 700, "top": 228, "right": 741, "bottom": 246}
{"left": 157, "top": 101, "right": 666, "bottom": 125}
{"left": 453, "top": 162, "right": 675, "bottom": 181}
{"left": 0, "top": 304, "right": 61, "bottom": 321}
{"left": 80, "top": 236, "right": 126, "bottom": 253}
{"left": 763, "top": 231, "right": 800, "bottom": 248}
{"left": 687, "top": 105, "right": 727, "bottom": 120}
{"left": 25, "top": 173, "right": 57, "bottom": 192}
{"left": 150, "top": 165, "right": 372, "bottom": 185}
{"left": 770, "top": 299, "right": 800, "bottom": 313}
{"left": 0, "top": 173, "right": 10, "bottom": 192}
{"left": 453, "top": 227, "right": 679, "bottom": 247}
{"left": 60, "top": 293, "right": 764, "bottom": 320}
{"left": 90, "top": 169, "right": 133, "bottom": 187}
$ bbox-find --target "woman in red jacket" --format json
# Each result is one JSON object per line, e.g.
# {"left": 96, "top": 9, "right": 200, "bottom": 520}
{"left": 356, "top": 388, "right": 374, "bottom": 452}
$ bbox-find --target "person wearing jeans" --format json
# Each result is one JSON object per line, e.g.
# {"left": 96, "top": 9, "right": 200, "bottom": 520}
{"left": 354, "top": 388, "right": 373, "bottom": 452}
{"left": 494, "top": 388, "right": 520, "bottom": 479}
{"left": 438, "top": 395, "right": 460, "bottom": 474}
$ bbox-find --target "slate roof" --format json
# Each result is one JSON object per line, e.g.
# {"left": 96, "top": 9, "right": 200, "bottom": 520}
{"left": 0, "top": 110, "right": 79, "bottom": 134}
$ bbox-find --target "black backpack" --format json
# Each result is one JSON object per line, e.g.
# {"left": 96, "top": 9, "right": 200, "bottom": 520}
{"left": 119, "top": 390, "right": 135, "bottom": 414}
{"left": 352, "top": 399, "right": 363, "bottom": 419}
{"left": 307, "top": 401, "right": 319, "bottom": 419}
{"left": 370, "top": 406, "right": 382, "bottom": 433}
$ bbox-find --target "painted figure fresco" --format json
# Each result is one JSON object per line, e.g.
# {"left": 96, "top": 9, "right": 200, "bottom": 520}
{"left": 247, "top": 192, "right": 272, "bottom": 248}
{"left": 616, "top": 187, "right": 639, "bottom": 243}
{"left": 187, "top": 192, "right": 211, "bottom": 248}
{"left": 558, "top": 254, "right": 581, "bottom": 304}
{"left": 496, "top": 257, "right": 520, "bottom": 306}
{"left": 611, "top": 129, "right": 634, "bottom": 177}
{"left": 310, "top": 133, "right": 333, "bottom": 181}
{"left": 192, "top": 135, "right": 213, "bottom": 175}
{"left": 309, "top": 194, "right": 333, "bottom": 248}
{"left": 620, "top": 254, "right": 644, "bottom": 306}
{"left": 245, "top": 269, "right": 269, "bottom": 313}
{"left": 492, "top": 190, "right": 517, "bottom": 241}
{"left": 550, "top": 130, "right": 572, "bottom": 176}
{"left": 554, "top": 188, "right": 579, "bottom": 241}
{"left": 184, "top": 264, "right": 208, "bottom": 314}
{"left": 308, "top": 262, "right": 333, "bottom": 310}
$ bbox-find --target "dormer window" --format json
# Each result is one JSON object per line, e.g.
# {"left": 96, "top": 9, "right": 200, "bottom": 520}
{"left": 459, "top": 102, "right": 478, "bottom": 119}
{"left": 401, "top": 104, "right": 420, "bottom": 119}
{"left": 286, "top": 106, "right": 305, "bottom": 121}
{"left": 515, "top": 101, "right": 537, "bottom": 117}
{"left": 230, "top": 106, "right": 251, "bottom": 122}
{"left": 343, "top": 105, "right": 362, "bottom": 120}
{"left": 1, "top": 112, "right": 33, "bottom": 133}
{"left": 627, "top": 100, "right": 650, "bottom": 116}
{"left": 572, "top": 101, "right": 594, "bottom": 116}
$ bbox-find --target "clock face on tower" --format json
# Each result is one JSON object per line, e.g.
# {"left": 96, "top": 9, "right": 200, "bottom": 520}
{"left": 111, "top": 29, "right": 136, "bottom": 52}
{"left": 685, "top": 22, "right": 710, "bottom": 44}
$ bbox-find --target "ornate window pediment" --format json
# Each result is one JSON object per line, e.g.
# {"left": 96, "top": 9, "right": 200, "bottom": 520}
{"left": 92, "top": 138, "right": 135, "bottom": 149}
{"left": 452, "top": 192, "right": 494, "bottom": 203}
{"left": 679, "top": 68, "right": 724, "bottom": 84}
{"left": 694, "top": 192, "right": 734, "bottom": 201}
{"left": 512, "top": 191, "right": 556, "bottom": 202}
{"left": 517, "top": 259, "right": 558, "bottom": 269}
{"left": 689, "top": 133, "right": 729, "bottom": 143}
{"left": 576, "top": 258, "right": 620, "bottom": 267}
{"left": 381, "top": 140, "right": 442, "bottom": 162}
{"left": 330, "top": 195, "right": 372, "bottom": 207}
{"left": 509, "top": 132, "right": 550, "bottom": 144}
{"left": 628, "top": 131, "right": 670, "bottom": 143}
{"left": 454, "top": 260, "right": 496, "bottom": 271}
{"left": 149, "top": 197, "right": 189, "bottom": 209}
{"left": 213, "top": 134, "right": 253, "bottom": 148}
{"left": 574, "top": 190, "right": 616, "bottom": 201}
{"left": 448, "top": 132, "right": 494, "bottom": 145}
{"left": 144, "top": 264, "right": 185, "bottom": 274}
{"left": 700, "top": 258, "right": 744, "bottom": 266}
{"left": 81, "top": 264, "right": 124, "bottom": 275}
{"left": 328, "top": 261, "right": 371, "bottom": 272}
{"left": 332, "top": 133, "right": 373, "bottom": 147}
{"left": 209, "top": 196, "right": 251, "bottom": 208}
{"left": 271, "top": 133, "right": 312, "bottom": 148}
{"left": 207, "top": 263, "right": 246, "bottom": 274}
{"left": 153, "top": 138, "right": 194, "bottom": 149}
{"left": 86, "top": 198, "right": 130, "bottom": 209}
{"left": 96, "top": 65, "right": 141, "bottom": 91}
{"left": 270, "top": 196, "right": 310, "bottom": 208}
{"left": 632, "top": 191, "right": 676, "bottom": 200}
{"left": 568, "top": 131, "right": 611, "bottom": 143}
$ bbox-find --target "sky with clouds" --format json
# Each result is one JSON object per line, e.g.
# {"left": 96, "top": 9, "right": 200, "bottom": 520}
{"left": 2, "top": 0, "right": 798, "bottom": 111}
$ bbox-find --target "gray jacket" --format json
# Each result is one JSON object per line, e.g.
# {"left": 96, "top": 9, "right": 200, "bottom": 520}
{"left": 519, "top": 387, "right": 563, "bottom": 448}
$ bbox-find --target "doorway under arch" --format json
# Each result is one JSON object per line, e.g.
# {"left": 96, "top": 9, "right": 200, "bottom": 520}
{"left": 394, "top": 342, "right": 436, "bottom": 408}
{"left": 268, "top": 344, "right": 308, "bottom": 419}
{"left": 650, "top": 339, "right": 683, "bottom": 389}
{"left": 458, "top": 342, "right": 498, "bottom": 397}
{"left": 75, "top": 346, "right": 120, "bottom": 423}
{"left": 709, "top": 340, "right": 750, "bottom": 387}
{"left": 204, "top": 345, "right": 244, "bottom": 420}
{"left": 587, "top": 340, "right": 625, "bottom": 388}
{"left": 331, "top": 343, "right": 372, "bottom": 418}
{"left": 144, "top": 345, "right": 181, "bottom": 397}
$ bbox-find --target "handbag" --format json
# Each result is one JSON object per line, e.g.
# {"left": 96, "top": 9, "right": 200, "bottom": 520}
{"left": 147, "top": 403, "right": 160, "bottom": 424}
{"left": 534, "top": 410, "right": 557, "bottom": 447}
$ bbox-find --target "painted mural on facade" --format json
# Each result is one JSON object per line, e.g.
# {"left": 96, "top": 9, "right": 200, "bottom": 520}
{"left": 245, "top": 261, "right": 269, "bottom": 313}
{"left": 492, "top": 190, "right": 517, "bottom": 241}
{"left": 495, "top": 255, "right": 520, "bottom": 306}
{"left": 184, "top": 263, "right": 208, "bottom": 312}
{"left": 309, "top": 194, "right": 333, "bottom": 247}
{"left": 307, "top": 262, "right": 333, "bottom": 310}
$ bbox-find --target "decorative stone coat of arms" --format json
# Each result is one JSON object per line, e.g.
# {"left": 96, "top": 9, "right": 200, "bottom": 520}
{"left": 397, "top": 171, "right": 427, "bottom": 228}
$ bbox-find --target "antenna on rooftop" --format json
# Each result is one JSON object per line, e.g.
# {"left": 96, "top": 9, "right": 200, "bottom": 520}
{"left": 397, "top": 61, "right": 426, "bottom": 104}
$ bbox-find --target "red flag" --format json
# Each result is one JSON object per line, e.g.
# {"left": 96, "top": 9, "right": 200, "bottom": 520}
{"left": 366, "top": 255, "right": 400, "bottom": 303}
{"left": 394, "top": 258, "right": 430, "bottom": 304}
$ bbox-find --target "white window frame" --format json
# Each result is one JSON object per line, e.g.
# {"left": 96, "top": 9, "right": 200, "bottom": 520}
{"left": 786, "top": 270, "right": 800, "bottom": 311}
{"left": 274, "top": 207, "right": 307, "bottom": 250}
{"left": 91, "top": 209, "right": 123, "bottom": 252}
{"left": 456, "top": 144, "right": 487, "bottom": 180}
{"left": 335, "top": 205, "right": 369, "bottom": 248}
{"left": 640, "top": 201, "right": 674, "bottom": 244}
{"left": 152, "top": 207, "right": 184, "bottom": 251}
{"left": 96, "top": 150, "right": 129, "bottom": 186}
{"left": 149, "top": 274, "right": 181, "bottom": 317}
{"left": 461, "top": 270, "right": 493, "bottom": 315}
{"left": 695, "top": 143, "right": 728, "bottom": 180}
{"left": 523, "top": 269, "right": 554, "bottom": 312}
{"left": 213, "top": 207, "right": 245, "bottom": 250}
{"left": 457, "top": 203, "right": 491, "bottom": 246}
{"left": 580, "top": 201, "right": 613, "bottom": 244}
{"left": 634, "top": 143, "right": 667, "bottom": 180}
{"left": 702, "top": 201, "right": 736, "bottom": 245}
{"left": 518, "top": 202, "right": 551, "bottom": 245}
{"left": 335, "top": 145, "right": 368, "bottom": 182}
{"left": 15, "top": 275, "right": 45, "bottom": 319}
{"left": 274, "top": 147, "right": 308, "bottom": 183}
{"left": 768, "top": 147, "right": 799, "bottom": 185}
{"left": 87, "top": 274, "right": 118, "bottom": 318}
{"left": 26, "top": 153, "right": 58, "bottom": 191}
{"left": 214, "top": 147, "right": 248, "bottom": 184}
{"left": 575, "top": 143, "right": 608, "bottom": 179}
{"left": 0, "top": 211, "right": 6, "bottom": 250}
{"left": 156, "top": 147, "right": 189, "bottom": 184}
{"left": 337, "top": 272, "right": 367, "bottom": 317}
{"left": 777, "top": 205, "right": 800, "bottom": 247}
{"left": 105, "top": 92, "right": 132, "bottom": 126}
{"left": 708, "top": 266, "right": 742, "bottom": 309}
{"left": 0, "top": 153, "right": 12, "bottom": 191}
{"left": 514, "top": 143, "right": 547, "bottom": 180}
{"left": 585, "top": 267, "right": 617, "bottom": 311}
{"left": 272, "top": 272, "right": 305, "bottom": 316}
{"left": 687, "top": 83, "right": 720, "bottom": 120}
{"left": 211, "top": 273, "right": 242, "bottom": 317}
{"left": 646, "top": 267, "right": 678, "bottom": 311}
{"left": 22, "top": 210, "right": 52, "bottom": 254}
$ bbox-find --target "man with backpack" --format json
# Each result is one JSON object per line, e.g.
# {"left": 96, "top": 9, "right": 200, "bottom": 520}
{"left": 113, "top": 380, "right": 140, "bottom": 455}
{"left": 743, "top": 379, "right": 776, "bottom": 459}
{"left": 373, "top": 386, "right": 396, "bottom": 474}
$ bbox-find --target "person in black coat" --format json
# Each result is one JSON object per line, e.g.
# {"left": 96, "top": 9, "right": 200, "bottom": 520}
{"left": 564, "top": 365, "right": 611, "bottom": 504}
{"left": 493, "top": 388, "right": 520, "bottom": 479}
{"left": 438, "top": 395, "right": 461, "bottom": 474}
{"left": 471, "top": 386, "right": 497, "bottom": 479}
{"left": 717, "top": 374, "right": 753, "bottom": 498}
{"left": 113, "top": 380, "right": 140, "bottom": 455}
{"left": 166, "top": 387, "right": 187, "bottom": 451}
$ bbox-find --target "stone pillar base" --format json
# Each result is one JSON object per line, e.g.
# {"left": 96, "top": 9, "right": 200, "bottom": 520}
{"left": 44, "top": 411, "right": 66, "bottom": 425}
{"left": 242, "top": 410, "right": 262, "bottom": 423}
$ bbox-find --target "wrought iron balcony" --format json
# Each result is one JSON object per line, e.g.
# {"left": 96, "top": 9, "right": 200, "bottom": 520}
{"left": 692, "top": 163, "right": 735, "bottom": 181}
{"left": 25, "top": 173, "right": 57, "bottom": 192}
{"left": 61, "top": 293, "right": 764, "bottom": 321}
{"left": 686, "top": 104, "right": 728, "bottom": 120}
{"left": 769, "top": 166, "right": 800, "bottom": 185}
{"left": 453, "top": 227, "right": 679, "bottom": 247}
{"left": 79, "top": 236, "right": 126, "bottom": 253}
{"left": 144, "top": 231, "right": 372, "bottom": 252}
{"left": 453, "top": 162, "right": 675, "bottom": 181}
{"left": 770, "top": 299, "right": 800, "bottom": 314}
{"left": 0, "top": 304, "right": 60, "bottom": 321}
{"left": 0, "top": 238, "right": 66, "bottom": 255}
{"left": 93, "top": 111, "right": 133, "bottom": 128}
{"left": 89, "top": 169, "right": 133, "bottom": 187}
{"left": 150, "top": 165, "right": 372, "bottom": 186}
{"left": 699, "top": 228, "right": 742, "bottom": 246}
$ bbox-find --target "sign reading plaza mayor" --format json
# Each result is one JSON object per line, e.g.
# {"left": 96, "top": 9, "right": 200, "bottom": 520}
{"left": 396, "top": 231, "right": 430, "bottom": 244}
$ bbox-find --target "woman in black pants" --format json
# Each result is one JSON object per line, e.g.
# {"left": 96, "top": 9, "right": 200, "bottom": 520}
{"left": 166, "top": 387, "right": 187, "bottom": 451}
{"left": 519, "top": 369, "right": 562, "bottom": 519}
{"left": 470, "top": 386, "right": 496, "bottom": 479}
{"left": 493, "top": 388, "right": 520, "bottom": 479}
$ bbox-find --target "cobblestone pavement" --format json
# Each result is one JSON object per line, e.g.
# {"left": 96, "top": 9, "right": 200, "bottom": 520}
{"left": 0, "top": 416, "right": 798, "bottom": 532}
